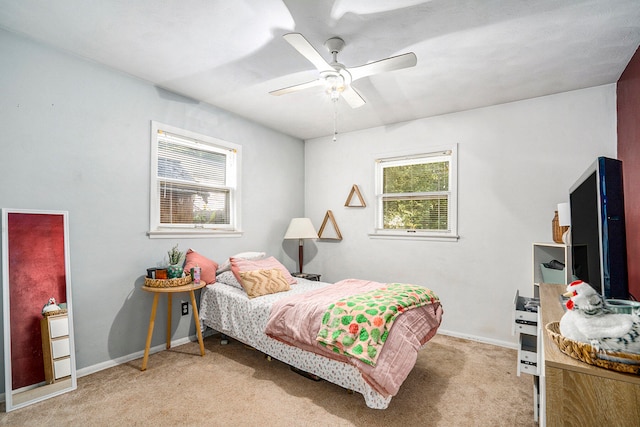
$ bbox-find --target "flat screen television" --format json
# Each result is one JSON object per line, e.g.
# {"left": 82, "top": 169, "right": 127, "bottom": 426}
{"left": 569, "top": 157, "right": 628, "bottom": 299}
{"left": 569, "top": 157, "right": 629, "bottom": 299}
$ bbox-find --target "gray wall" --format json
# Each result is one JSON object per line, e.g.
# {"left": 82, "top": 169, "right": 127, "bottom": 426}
{"left": 0, "top": 30, "right": 304, "bottom": 393}
{"left": 303, "top": 85, "right": 617, "bottom": 347}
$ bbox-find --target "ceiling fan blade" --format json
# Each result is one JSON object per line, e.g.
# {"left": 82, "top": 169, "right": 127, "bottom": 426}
{"left": 269, "top": 79, "right": 323, "bottom": 96}
{"left": 341, "top": 85, "right": 366, "bottom": 108}
{"left": 348, "top": 52, "right": 417, "bottom": 81}
{"left": 283, "top": 33, "right": 335, "bottom": 73}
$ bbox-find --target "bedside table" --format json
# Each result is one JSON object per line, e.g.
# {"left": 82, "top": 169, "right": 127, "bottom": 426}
{"left": 291, "top": 272, "right": 321, "bottom": 281}
{"left": 140, "top": 281, "right": 206, "bottom": 371}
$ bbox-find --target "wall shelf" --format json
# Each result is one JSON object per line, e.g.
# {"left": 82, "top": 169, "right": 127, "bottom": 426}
{"left": 344, "top": 184, "right": 366, "bottom": 207}
{"left": 318, "top": 210, "right": 342, "bottom": 240}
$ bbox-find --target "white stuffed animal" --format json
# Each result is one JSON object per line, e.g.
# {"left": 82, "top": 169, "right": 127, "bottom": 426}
{"left": 560, "top": 280, "right": 640, "bottom": 354}
{"left": 42, "top": 297, "right": 61, "bottom": 314}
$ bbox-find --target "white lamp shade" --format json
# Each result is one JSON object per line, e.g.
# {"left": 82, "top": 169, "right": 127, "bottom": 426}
{"left": 284, "top": 218, "right": 318, "bottom": 239}
{"left": 557, "top": 202, "right": 571, "bottom": 227}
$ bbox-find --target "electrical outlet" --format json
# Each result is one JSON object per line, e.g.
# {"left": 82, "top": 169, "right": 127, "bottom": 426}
{"left": 181, "top": 301, "right": 189, "bottom": 316}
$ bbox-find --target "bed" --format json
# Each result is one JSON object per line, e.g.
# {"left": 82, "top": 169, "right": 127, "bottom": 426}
{"left": 198, "top": 262, "right": 443, "bottom": 409}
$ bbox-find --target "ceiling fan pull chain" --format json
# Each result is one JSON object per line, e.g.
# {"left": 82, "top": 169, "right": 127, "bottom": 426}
{"left": 332, "top": 99, "right": 338, "bottom": 142}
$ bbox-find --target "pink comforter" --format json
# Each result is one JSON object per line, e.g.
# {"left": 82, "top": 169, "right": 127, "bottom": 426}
{"left": 265, "top": 278, "right": 443, "bottom": 397}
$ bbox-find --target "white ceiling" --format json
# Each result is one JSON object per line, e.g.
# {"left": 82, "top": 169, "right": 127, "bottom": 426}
{"left": 2, "top": 0, "right": 640, "bottom": 140}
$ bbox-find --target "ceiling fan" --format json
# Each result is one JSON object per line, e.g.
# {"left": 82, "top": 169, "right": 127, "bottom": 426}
{"left": 270, "top": 33, "right": 417, "bottom": 108}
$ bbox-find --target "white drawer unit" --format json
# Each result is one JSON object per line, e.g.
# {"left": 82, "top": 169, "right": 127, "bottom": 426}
{"left": 513, "top": 290, "right": 540, "bottom": 377}
{"left": 41, "top": 313, "right": 72, "bottom": 384}
{"left": 514, "top": 318, "right": 537, "bottom": 335}
{"left": 513, "top": 290, "right": 539, "bottom": 336}
{"left": 518, "top": 333, "right": 540, "bottom": 376}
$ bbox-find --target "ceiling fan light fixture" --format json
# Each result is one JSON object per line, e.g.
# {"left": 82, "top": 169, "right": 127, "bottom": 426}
{"left": 323, "top": 73, "right": 345, "bottom": 102}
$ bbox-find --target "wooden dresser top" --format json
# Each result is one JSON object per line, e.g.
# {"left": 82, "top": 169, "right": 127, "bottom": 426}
{"left": 540, "top": 283, "right": 640, "bottom": 385}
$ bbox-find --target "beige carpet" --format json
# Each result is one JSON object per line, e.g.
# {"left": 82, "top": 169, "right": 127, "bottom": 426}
{"left": 0, "top": 334, "right": 535, "bottom": 426}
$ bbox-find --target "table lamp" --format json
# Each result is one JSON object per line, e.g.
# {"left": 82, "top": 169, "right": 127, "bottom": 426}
{"left": 284, "top": 218, "right": 318, "bottom": 273}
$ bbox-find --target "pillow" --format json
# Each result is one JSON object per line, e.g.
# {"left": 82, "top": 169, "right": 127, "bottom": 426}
{"left": 215, "top": 271, "right": 243, "bottom": 290}
{"left": 238, "top": 269, "right": 290, "bottom": 298}
{"left": 183, "top": 249, "right": 218, "bottom": 284}
{"left": 230, "top": 256, "right": 297, "bottom": 285}
{"left": 217, "top": 251, "right": 266, "bottom": 274}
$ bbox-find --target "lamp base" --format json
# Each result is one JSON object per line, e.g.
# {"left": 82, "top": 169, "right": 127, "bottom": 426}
{"left": 298, "top": 239, "right": 304, "bottom": 274}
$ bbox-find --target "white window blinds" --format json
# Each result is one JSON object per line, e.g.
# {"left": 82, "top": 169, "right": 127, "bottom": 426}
{"left": 373, "top": 146, "right": 458, "bottom": 240}
{"left": 149, "top": 122, "right": 241, "bottom": 237}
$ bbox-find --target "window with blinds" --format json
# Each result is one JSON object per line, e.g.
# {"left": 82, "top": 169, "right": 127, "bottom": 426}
{"left": 373, "top": 146, "right": 458, "bottom": 240}
{"left": 149, "top": 122, "right": 241, "bottom": 237}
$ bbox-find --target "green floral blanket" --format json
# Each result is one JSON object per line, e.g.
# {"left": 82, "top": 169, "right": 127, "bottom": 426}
{"left": 316, "top": 283, "right": 439, "bottom": 366}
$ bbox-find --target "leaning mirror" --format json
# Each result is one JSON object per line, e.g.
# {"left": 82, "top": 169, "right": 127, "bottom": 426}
{"left": 2, "top": 209, "right": 76, "bottom": 412}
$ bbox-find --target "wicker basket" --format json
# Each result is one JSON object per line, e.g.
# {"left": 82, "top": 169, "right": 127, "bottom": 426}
{"left": 42, "top": 309, "right": 68, "bottom": 317}
{"left": 144, "top": 275, "right": 192, "bottom": 288}
{"left": 546, "top": 321, "right": 640, "bottom": 374}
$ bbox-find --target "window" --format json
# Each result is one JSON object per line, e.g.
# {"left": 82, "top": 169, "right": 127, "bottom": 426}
{"left": 372, "top": 146, "right": 457, "bottom": 240}
{"left": 148, "top": 121, "right": 241, "bottom": 238}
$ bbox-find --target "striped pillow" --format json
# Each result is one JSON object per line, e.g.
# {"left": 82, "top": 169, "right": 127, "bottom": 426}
{"left": 238, "top": 269, "right": 290, "bottom": 298}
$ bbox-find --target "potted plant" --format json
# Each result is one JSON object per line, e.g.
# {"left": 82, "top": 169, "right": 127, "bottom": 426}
{"left": 166, "top": 244, "right": 184, "bottom": 279}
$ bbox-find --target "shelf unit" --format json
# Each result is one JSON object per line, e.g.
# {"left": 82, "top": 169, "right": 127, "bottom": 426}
{"left": 532, "top": 242, "right": 571, "bottom": 296}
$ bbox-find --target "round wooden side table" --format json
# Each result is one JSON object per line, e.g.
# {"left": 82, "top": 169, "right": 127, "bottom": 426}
{"left": 140, "top": 281, "right": 207, "bottom": 371}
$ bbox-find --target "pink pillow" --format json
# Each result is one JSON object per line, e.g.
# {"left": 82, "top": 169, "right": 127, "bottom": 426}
{"left": 230, "top": 256, "right": 297, "bottom": 285}
{"left": 183, "top": 249, "right": 218, "bottom": 284}
{"left": 218, "top": 251, "right": 266, "bottom": 273}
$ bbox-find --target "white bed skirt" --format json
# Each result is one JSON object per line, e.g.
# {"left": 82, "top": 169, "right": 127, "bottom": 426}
{"left": 199, "top": 280, "right": 392, "bottom": 409}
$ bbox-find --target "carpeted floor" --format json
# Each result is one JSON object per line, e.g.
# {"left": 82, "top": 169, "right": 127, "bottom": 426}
{"left": 0, "top": 333, "right": 535, "bottom": 426}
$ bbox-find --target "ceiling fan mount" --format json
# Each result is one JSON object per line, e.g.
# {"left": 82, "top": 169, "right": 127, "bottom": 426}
{"left": 270, "top": 33, "right": 417, "bottom": 108}
{"left": 324, "top": 36, "right": 345, "bottom": 57}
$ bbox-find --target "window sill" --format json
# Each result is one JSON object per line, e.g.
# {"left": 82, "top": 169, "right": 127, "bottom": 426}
{"left": 368, "top": 231, "right": 459, "bottom": 242}
{"left": 147, "top": 229, "right": 243, "bottom": 239}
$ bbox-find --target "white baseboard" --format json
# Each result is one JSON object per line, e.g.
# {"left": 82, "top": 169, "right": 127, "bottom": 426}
{"left": 0, "top": 331, "right": 215, "bottom": 404}
{"left": 437, "top": 328, "right": 518, "bottom": 350}
{"left": 77, "top": 330, "right": 214, "bottom": 378}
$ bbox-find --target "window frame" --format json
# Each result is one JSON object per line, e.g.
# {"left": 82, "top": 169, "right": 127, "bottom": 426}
{"left": 370, "top": 145, "right": 458, "bottom": 241}
{"left": 148, "top": 121, "right": 242, "bottom": 239}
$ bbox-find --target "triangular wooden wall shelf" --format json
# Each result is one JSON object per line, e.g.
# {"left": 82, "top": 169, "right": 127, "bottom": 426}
{"left": 318, "top": 210, "right": 343, "bottom": 240}
{"left": 344, "top": 184, "right": 366, "bottom": 207}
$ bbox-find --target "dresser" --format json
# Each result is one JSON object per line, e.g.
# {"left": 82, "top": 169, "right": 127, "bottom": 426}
{"left": 40, "top": 313, "right": 72, "bottom": 384}
{"left": 539, "top": 283, "right": 640, "bottom": 426}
